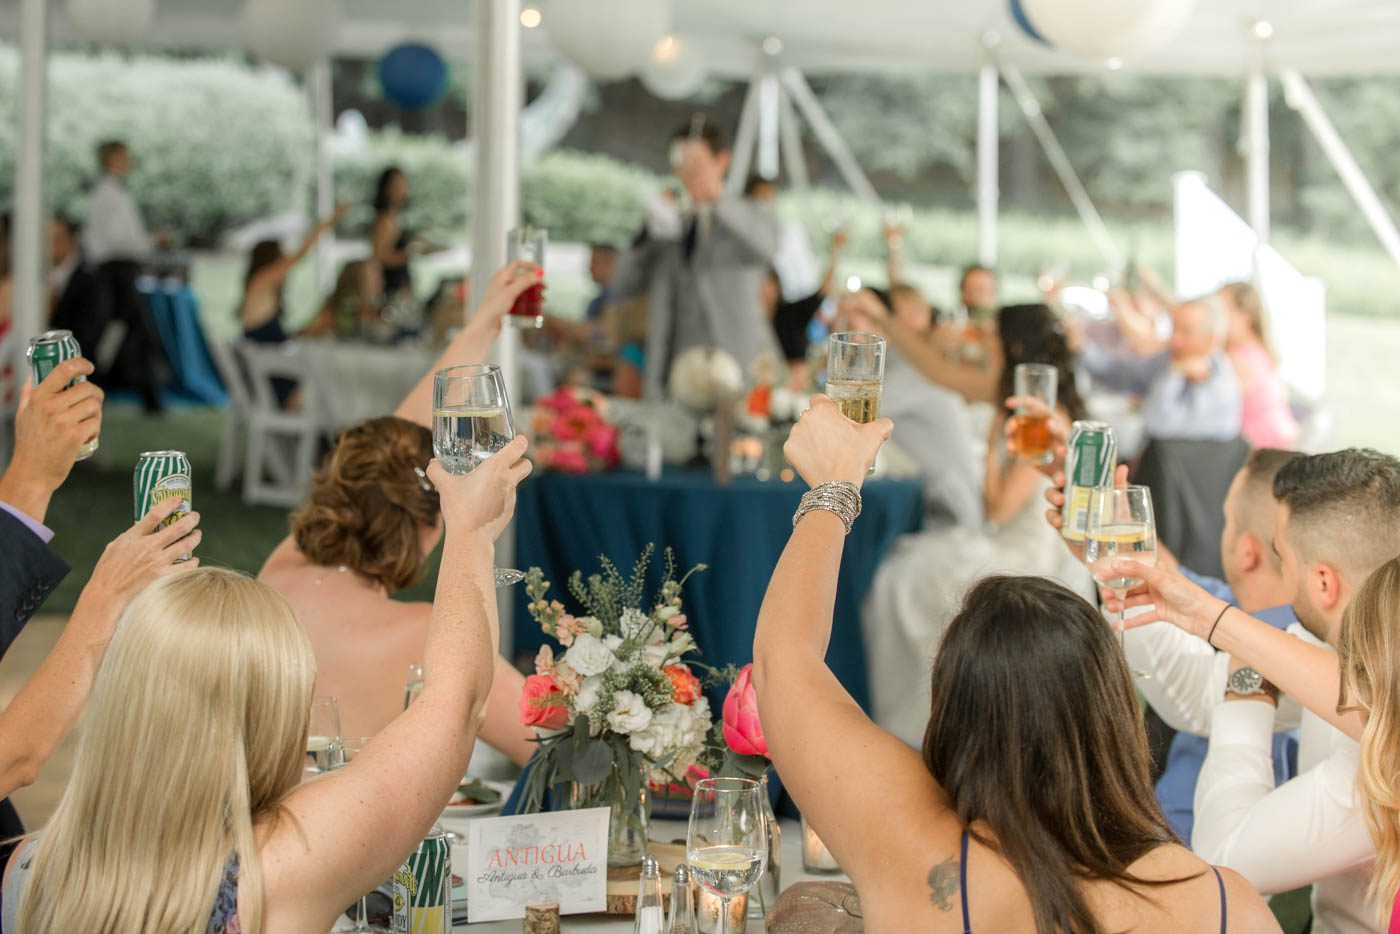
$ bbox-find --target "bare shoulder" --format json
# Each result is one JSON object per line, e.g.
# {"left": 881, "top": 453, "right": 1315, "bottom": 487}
{"left": 1217, "top": 867, "right": 1283, "bottom": 933}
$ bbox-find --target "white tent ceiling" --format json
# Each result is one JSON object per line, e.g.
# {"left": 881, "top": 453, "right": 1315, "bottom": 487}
{"left": 2, "top": 0, "right": 1400, "bottom": 77}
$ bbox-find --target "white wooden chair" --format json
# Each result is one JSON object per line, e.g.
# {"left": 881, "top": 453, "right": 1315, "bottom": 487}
{"left": 238, "top": 341, "right": 320, "bottom": 508}
{"left": 207, "top": 339, "right": 252, "bottom": 492}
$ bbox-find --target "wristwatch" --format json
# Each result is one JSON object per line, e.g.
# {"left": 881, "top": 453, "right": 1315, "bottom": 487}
{"left": 1226, "top": 667, "right": 1278, "bottom": 700}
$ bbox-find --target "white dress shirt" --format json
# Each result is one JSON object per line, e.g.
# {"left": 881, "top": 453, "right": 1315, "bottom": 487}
{"left": 83, "top": 175, "right": 152, "bottom": 264}
{"left": 1126, "top": 619, "right": 1378, "bottom": 934}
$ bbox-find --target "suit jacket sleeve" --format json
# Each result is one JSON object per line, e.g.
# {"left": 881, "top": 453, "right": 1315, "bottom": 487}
{"left": 711, "top": 196, "right": 781, "bottom": 263}
{"left": 0, "top": 508, "right": 70, "bottom": 660}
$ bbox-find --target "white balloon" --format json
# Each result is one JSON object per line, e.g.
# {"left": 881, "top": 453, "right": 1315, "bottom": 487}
{"left": 641, "top": 35, "right": 707, "bottom": 100}
{"left": 67, "top": 0, "right": 156, "bottom": 45}
{"left": 543, "top": 0, "right": 669, "bottom": 81}
{"left": 240, "top": 0, "right": 342, "bottom": 71}
{"left": 1022, "top": 0, "right": 1197, "bottom": 61}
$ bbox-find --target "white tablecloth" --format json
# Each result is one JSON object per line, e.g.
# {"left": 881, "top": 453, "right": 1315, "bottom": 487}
{"left": 299, "top": 340, "right": 440, "bottom": 434}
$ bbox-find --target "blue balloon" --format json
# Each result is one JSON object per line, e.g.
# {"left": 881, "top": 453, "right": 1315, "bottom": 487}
{"left": 378, "top": 43, "right": 449, "bottom": 110}
{"left": 1010, "top": 0, "right": 1050, "bottom": 45}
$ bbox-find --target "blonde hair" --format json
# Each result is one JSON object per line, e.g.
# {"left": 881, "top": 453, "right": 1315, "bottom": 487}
{"left": 1337, "top": 555, "right": 1400, "bottom": 921}
{"left": 19, "top": 568, "right": 315, "bottom": 934}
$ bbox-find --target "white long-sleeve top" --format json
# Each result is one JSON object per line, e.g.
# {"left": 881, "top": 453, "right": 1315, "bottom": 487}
{"left": 1125, "top": 618, "right": 1377, "bottom": 933}
{"left": 83, "top": 175, "right": 152, "bottom": 264}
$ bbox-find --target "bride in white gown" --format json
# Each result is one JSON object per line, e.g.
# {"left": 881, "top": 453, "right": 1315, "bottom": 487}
{"left": 863, "top": 303, "right": 1095, "bottom": 746}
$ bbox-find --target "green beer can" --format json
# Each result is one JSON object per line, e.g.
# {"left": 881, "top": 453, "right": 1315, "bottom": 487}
{"left": 27, "top": 329, "right": 98, "bottom": 460}
{"left": 1061, "top": 421, "right": 1117, "bottom": 543}
{"left": 134, "top": 451, "right": 193, "bottom": 558}
{"left": 393, "top": 826, "right": 451, "bottom": 934}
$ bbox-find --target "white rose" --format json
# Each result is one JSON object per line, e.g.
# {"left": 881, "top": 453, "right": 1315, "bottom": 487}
{"left": 565, "top": 633, "right": 615, "bottom": 677}
{"left": 574, "top": 676, "right": 603, "bottom": 714}
{"left": 581, "top": 616, "right": 603, "bottom": 637}
{"left": 641, "top": 644, "right": 668, "bottom": 670}
{"left": 629, "top": 697, "right": 711, "bottom": 759}
{"left": 603, "top": 634, "right": 623, "bottom": 652}
{"left": 607, "top": 690, "right": 654, "bottom": 735}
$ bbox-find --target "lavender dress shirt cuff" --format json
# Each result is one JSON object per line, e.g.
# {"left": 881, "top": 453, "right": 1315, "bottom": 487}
{"left": 0, "top": 501, "right": 54, "bottom": 544}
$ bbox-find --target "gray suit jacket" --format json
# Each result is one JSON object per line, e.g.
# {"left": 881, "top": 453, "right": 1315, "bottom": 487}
{"left": 613, "top": 196, "right": 781, "bottom": 398}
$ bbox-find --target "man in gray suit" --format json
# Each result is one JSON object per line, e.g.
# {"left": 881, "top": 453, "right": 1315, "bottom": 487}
{"left": 612, "top": 118, "right": 782, "bottom": 397}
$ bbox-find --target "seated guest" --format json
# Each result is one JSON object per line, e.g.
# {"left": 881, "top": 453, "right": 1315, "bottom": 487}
{"left": 47, "top": 216, "right": 105, "bottom": 357}
{"left": 584, "top": 242, "right": 618, "bottom": 322}
{"left": 762, "top": 227, "right": 847, "bottom": 381}
{"left": 1080, "top": 296, "right": 1242, "bottom": 442}
{"left": 865, "top": 304, "right": 1094, "bottom": 745}
{"left": 257, "top": 260, "right": 538, "bottom": 759}
{"left": 1219, "top": 282, "right": 1299, "bottom": 450}
{"left": 240, "top": 204, "right": 348, "bottom": 345}
{"left": 612, "top": 117, "right": 781, "bottom": 397}
{"left": 752, "top": 398, "right": 1275, "bottom": 932}
{"left": 1101, "top": 448, "right": 1400, "bottom": 932}
{"left": 4, "top": 437, "right": 529, "bottom": 933}
{"left": 304, "top": 259, "right": 384, "bottom": 339}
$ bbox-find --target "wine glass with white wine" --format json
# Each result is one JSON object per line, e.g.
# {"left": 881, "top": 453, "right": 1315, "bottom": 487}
{"left": 305, "top": 696, "right": 343, "bottom": 778}
{"left": 687, "top": 777, "right": 768, "bottom": 934}
{"left": 432, "top": 364, "right": 524, "bottom": 587}
{"left": 332, "top": 738, "right": 391, "bottom": 933}
{"left": 1084, "top": 485, "right": 1158, "bottom": 680}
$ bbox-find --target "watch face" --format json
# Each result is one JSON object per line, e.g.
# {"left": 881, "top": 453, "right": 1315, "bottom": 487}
{"left": 1230, "top": 667, "right": 1264, "bottom": 695}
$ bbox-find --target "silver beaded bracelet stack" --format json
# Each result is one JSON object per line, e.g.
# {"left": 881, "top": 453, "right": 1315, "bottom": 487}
{"left": 792, "top": 481, "right": 863, "bottom": 535}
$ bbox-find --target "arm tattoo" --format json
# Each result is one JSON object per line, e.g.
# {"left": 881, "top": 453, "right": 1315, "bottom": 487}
{"left": 928, "top": 857, "right": 959, "bottom": 912}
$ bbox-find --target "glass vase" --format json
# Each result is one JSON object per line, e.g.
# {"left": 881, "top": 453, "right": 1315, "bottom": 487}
{"left": 570, "top": 780, "right": 650, "bottom": 868}
{"left": 748, "top": 773, "right": 781, "bottom": 920}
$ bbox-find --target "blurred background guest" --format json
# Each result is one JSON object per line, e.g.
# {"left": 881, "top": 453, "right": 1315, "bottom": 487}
{"left": 582, "top": 241, "right": 618, "bottom": 323}
{"left": 745, "top": 174, "right": 819, "bottom": 300}
{"left": 957, "top": 263, "right": 999, "bottom": 324}
{"left": 1082, "top": 296, "right": 1243, "bottom": 442}
{"left": 762, "top": 226, "right": 847, "bottom": 386}
{"left": 239, "top": 203, "right": 348, "bottom": 346}
{"left": 865, "top": 302, "right": 1094, "bottom": 745}
{"left": 47, "top": 217, "right": 104, "bottom": 358}
{"left": 371, "top": 166, "right": 441, "bottom": 305}
{"left": 1219, "top": 281, "right": 1299, "bottom": 450}
{"left": 612, "top": 116, "right": 780, "bottom": 396}
{"left": 305, "top": 258, "right": 384, "bottom": 339}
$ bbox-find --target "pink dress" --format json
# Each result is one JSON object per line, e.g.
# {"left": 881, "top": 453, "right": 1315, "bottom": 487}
{"left": 1391, "top": 890, "right": 1400, "bottom": 934}
{"left": 1232, "top": 341, "right": 1299, "bottom": 449}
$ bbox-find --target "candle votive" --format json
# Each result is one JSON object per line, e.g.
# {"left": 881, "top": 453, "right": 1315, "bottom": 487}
{"left": 694, "top": 885, "right": 748, "bottom": 933}
{"left": 523, "top": 902, "right": 560, "bottom": 934}
{"left": 801, "top": 813, "right": 841, "bottom": 874}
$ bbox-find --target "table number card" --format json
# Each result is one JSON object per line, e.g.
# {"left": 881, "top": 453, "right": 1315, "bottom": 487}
{"left": 465, "top": 807, "right": 610, "bottom": 922}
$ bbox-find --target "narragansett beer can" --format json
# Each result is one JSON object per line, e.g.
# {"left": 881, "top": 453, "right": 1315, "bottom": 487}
{"left": 393, "top": 825, "right": 451, "bottom": 934}
{"left": 1060, "top": 421, "right": 1117, "bottom": 543}
{"left": 27, "top": 329, "right": 98, "bottom": 460}
{"left": 134, "top": 451, "right": 193, "bottom": 558}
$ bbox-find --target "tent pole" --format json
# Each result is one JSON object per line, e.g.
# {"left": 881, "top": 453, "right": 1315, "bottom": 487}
{"left": 470, "top": 0, "right": 523, "bottom": 655}
{"left": 778, "top": 86, "right": 809, "bottom": 190}
{"left": 976, "top": 61, "right": 1000, "bottom": 268}
{"left": 727, "top": 76, "right": 762, "bottom": 195}
{"left": 12, "top": 0, "right": 47, "bottom": 358}
{"left": 1000, "top": 63, "right": 1121, "bottom": 272}
{"left": 1282, "top": 69, "right": 1400, "bottom": 272}
{"left": 756, "top": 73, "right": 781, "bottom": 180}
{"left": 308, "top": 59, "right": 337, "bottom": 296}
{"left": 1245, "top": 37, "right": 1270, "bottom": 245}
{"left": 779, "top": 67, "right": 880, "bottom": 204}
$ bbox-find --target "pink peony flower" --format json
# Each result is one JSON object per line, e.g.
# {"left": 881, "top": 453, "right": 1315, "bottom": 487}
{"left": 553, "top": 613, "right": 587, "bottom": 647}
{"left": 519, "top": 673, "right": 570, "bottom": 730}
{"left": 722, "top": 664, "right": 768, "bottom": 757}
{"left": 551, "top": 442, "right": 591, "bottom": 474}
{"left": 664, "top": 664, "right": 702, "bottom": 706}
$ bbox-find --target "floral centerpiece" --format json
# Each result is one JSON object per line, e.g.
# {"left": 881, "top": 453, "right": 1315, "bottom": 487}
{"left": 517, "top": 546, "right": 710, "bottom": 866}
{"left": 529, "top": 385, "right": 621, "bottom": 474}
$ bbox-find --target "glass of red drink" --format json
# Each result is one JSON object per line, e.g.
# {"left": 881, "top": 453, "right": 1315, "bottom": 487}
{"left": 507, "top": 225, "right": 547, "bottom": 329}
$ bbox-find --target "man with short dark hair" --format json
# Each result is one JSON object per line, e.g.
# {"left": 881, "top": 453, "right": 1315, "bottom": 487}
{"left": 613, "top": 116, "right": 780, "bottom": 396}
{"left": 1109, "top": 447, "right": 1400, "bottom": 934}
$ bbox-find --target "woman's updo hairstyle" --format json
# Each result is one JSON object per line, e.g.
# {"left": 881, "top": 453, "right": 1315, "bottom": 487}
{"left": 291, "top": 416, "right": 440, "bottom": 592}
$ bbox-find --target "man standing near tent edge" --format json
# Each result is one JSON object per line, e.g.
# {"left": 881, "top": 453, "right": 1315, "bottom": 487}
{"left": 612, "top": 116, "right": 782, "bottom": 398}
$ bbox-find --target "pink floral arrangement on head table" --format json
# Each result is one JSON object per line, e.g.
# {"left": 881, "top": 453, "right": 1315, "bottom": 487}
{"left": 529, "top": 386, "right": 621, "bottom": 474}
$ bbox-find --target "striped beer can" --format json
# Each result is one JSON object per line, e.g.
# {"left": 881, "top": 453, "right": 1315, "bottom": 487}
{"left": 27, "top": 329, "right": 98, "bottom": 460}
{"left": 134, "top": 451, "right": 193, "bottom": 558}
{"left": 392, "top": 826, "right": 451, "bottom": 934}
{"left": 1060, "top": 421, "right": 1117, "bottom": 543}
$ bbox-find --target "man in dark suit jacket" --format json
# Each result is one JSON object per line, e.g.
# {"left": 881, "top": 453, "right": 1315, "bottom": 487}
{"left": 47, "top": 215, "right": 109, "bottom": 359}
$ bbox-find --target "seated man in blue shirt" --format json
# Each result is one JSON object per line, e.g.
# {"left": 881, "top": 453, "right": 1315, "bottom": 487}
{"left": 1080, "top": 296, "right": 1243, "bottom": 442}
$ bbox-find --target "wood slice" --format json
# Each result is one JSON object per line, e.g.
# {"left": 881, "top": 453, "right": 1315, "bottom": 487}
{"left": 603, "top": 841, "right": 686, "bottom": 914}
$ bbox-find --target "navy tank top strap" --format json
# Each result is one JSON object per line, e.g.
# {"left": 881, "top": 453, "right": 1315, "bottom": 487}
{"left": 960, "top": 829, "right": 972, "bottom": 934}
{"left": 1211, "top": 865, "right": 1227, "bottom": 934}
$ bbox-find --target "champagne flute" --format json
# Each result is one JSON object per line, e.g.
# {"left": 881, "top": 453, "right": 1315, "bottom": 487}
{"left": 687, "top": 777, "right": 768, "bottom": 934}
{"left": 432, "top": 364, "right": 525, "bottom": 587}
{"left": 306, "top": 696, "right": 343, "bottom": 778}
{"left": 827, "top": 331, "right": 886, "bottom": 475}
{"left": 404, "top": 663, "right": 424, "bottom": 710}
{"left": 506, "top": 226, "right": 547, "bottom": 329}
{"left": 333, "top": 738, "right": 390, "bottom": 933}
{"left": 1084, "top": 485, "right": 1158, "bottom": 680}
{"left": 1010, "top": 363, "right": 1057, "bottom": 465}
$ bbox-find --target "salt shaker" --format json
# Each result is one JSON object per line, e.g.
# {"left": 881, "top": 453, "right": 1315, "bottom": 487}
{"left": 635, "top": 854, "right": 665, "bottom": 934}
{"left": 666, "top": 863, "right": 697, "bottom": 934}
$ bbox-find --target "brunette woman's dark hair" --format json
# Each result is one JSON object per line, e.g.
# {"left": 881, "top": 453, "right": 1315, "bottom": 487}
{"left": 923, "top": 576, "right": 1193, "bottom": 934}
{"left": 244, "top": 239, "right": 284, "bottom": 287}
{"left": 291, "top": 416, "right": 440, "bottom": 592}
{"left": 373, "top": 166, "right": 405, "bottom": 213}
{"left": 996, "top": 303, "right": 1088, "bottom": 423}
